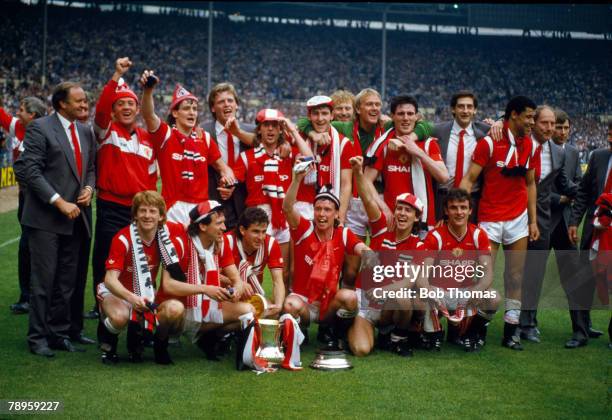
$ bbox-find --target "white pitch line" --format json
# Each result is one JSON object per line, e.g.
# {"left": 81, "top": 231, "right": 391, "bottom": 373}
{"left": 0, "top": 236, "right": 20, "bottom": 248}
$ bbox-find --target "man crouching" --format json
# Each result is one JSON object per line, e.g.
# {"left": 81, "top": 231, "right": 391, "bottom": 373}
{"left": 97, "top": 191, "right": 185, "bottom": 365}
{"left": 159, "top": 200, "right": 256, "bottom": 361}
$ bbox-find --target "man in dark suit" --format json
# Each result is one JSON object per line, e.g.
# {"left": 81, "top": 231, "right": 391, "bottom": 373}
{"left": 547, "top": 110, "right": 601, "bottom": 346}
{"left": 14, "top": 82, "right": 96, "bottom": 357}
{"left": 519, "top": 106, "right": 577, "bottom": 342}
{"left": 432, "top": 91, "right": 490, "bottom": 222}
{"left": 567, "top": 122, "right": 612, "bottom": 348}
{"left": 204, "top": 82, "right": 255, "bottom": 230}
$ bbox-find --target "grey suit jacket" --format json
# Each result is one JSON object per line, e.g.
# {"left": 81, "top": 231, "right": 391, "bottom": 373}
{"left": 569, "top": 147, "right": 611, "bottom": 250}
{"left": 550, "top": 143, "right": 582, "bottom": 231}
{"left": 14, "top": 113, "right": 96, "bottom": 236}
{"left": 534, "top": 140, "right": 577, "bottom": 236}
{"left": 203, "top": 120, "right": 255, "bottom": 227}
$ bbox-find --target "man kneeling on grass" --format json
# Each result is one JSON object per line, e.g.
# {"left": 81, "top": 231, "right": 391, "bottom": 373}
{"left": 419, "top": 188, "right": 500, "bottom": 352}
{"left": 97, "top": 191, "right": 186, "bottom": 365}
{"left": 282, "top": 159, "right": 373, "bottom": 351}
{"left": 159, "top": 200, "right": 256, "bottom": 361}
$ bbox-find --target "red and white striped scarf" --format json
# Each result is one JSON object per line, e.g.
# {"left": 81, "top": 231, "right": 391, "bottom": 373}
{"left": 366, "top": 128, "right": 436, "bottom": 230}
{"left": 235, "top": 236, "right": 266, "bottom": 296}
{"left": 185, "top": 235, "right": 219, "bottom": 324}
{"left": 254, "top": 146, "right": 287, "bottom": 230}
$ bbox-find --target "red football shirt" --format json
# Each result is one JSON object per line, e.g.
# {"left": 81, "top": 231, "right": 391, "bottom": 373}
{"left": 423, "top": 223, "right": 491, "bottom": 289}
{"left": 105, "top": 226, "right": 161, "bottom": 293}
{"left": 471, "top": 129, "right": 533, "bottom": 222}
{"left": 290, "top": 216, "right": 361, "bottom": 297}
{"left": 150, "top": 121, "right": 222, "bottom": 208}
{"left": 368, "top": 212, "right": 423, "bottom": 251}
{"left": 371, "top": 132, "right": 442, "bottom": 226}
{"left": 225, "top": 232, "right": 284, "bottom": 284}
{"left": 94, "top": 79, "right": 158, "bottom": 206}
{"left": 355, "top": 212, "right": 424, "bottom": 289}
{"left": 295, "top": 134, "right": 354, "bottom": 203}
{"left": 232, "top": 148, "right": 293, "bottom": 207}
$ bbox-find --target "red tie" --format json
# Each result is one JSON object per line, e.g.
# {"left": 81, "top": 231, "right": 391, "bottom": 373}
{"left": 453, "top": 129, "right": 466, "bottom": 188}
{"left": 225, "top": 130, "right": 235, "bottom": 167}
{"left": 534, "top": 143, "right": 543, "bottom": 183}
{"left": 69, "top": 122, "right": 82, "bottom": 178}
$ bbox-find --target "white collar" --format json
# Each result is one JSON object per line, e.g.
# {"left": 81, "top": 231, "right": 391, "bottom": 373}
{"left": 56, "top": 112, "right": 74, "bottom": 131}
{"left": 215, "top": 120, "right": 225, "bottom": 137}
{"left": 451, "top": 120, "right": 474, "bottom": 137}
{"left": 531, "top": 135, "right": 550, "bottom": 150}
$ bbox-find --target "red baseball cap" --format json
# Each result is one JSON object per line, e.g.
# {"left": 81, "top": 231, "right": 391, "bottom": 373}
{"left": 395, "top": 193, "right": 424, "bottom": 214}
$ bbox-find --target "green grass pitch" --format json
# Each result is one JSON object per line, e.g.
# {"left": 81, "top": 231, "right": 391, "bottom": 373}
{"left": 0, "top": 204, "right": 609, "bottom": 419}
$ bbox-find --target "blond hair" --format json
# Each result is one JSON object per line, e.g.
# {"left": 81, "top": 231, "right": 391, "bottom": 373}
{"left": 131, "top": 190, "right": 167, "bottom": 225}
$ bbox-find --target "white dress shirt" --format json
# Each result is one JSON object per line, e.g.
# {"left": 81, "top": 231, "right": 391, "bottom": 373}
{"left": 444, "top": 120, "right": 477, "bottom": 189}
{"left": 532, "top": 136, "right": 552, "bottom": 182}
{"left": 215, "top": 120, "right": 240, "bottom": 164}
{"left": 49, "top": 113, "right": 83, "bottom": 204}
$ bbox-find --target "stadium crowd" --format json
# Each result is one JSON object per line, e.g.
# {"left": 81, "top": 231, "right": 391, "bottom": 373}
{"left": 0, "top": 2, "right": 610, "bottom": 159}
{"left": 0, "top": 3, "right": 610, "bottom": 368}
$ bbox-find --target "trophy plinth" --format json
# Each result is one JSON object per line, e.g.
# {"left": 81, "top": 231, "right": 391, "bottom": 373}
{"left": 310, "top": 350, "right": 353, "bottom": 370}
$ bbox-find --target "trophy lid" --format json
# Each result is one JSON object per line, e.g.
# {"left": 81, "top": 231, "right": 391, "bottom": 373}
{"left": 248, "top": 294, "right": 268, "bottom": 318}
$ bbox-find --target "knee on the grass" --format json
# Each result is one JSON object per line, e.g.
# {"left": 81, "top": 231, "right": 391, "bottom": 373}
{"left": 350, "top": 340, "right": 373, "bottom": 357}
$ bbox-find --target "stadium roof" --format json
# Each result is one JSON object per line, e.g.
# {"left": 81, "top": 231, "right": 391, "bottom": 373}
{"left": 17, "top": 1, "right": 612, "bottom": 35}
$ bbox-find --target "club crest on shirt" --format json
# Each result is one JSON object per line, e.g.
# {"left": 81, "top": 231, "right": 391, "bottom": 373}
{"left": 452, "top": 247, "right": 463, "bottom": 257}
{"left": 398, "top": 154, "right": 409, "bottom": 164}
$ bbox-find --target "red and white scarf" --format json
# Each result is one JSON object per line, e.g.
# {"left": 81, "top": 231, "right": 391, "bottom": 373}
{"left": 366, "top": 128, "right": 434, "bottom": 229}
{"left": 128, "top": 222, "right": 180, "bottom": 331}
{"left": 254, "top": 146, "right": 287, "bottom": 230}
{"left": 279, "top": 313, "right": 304, "bottom": 370}
{"left": 235, "top": 236, "right": 266, "bottom": 296}
{"left": 185, "top": 235, "right": 219, "bottom": 325}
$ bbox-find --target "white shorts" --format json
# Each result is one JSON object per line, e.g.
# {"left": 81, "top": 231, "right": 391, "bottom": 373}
{"left": 167, "top": 201, "right": 197, "bottom": 228}
{"left": 96, "top": 283, "right": 130, "bottom": 307}
{"left": 356, "top": 288, "right": 381, "bottom": 324}
{"left": 345, "top": 197, "right": 369, "bottom": 238}
{"left": 257, "top": 204, "right": 290, "bottom": 244}
{"left": 294, "top": 201, "right": 314, "bottom": 221}
{"left": 96, "top": 283, "right": 113, "bottom": 301}
{"left": 288, "top": 292, "right": 320, "bottom": 322}
{"left": 182, "top": 300, "right": 224, "bottom": 343}
{"left": 479, "top": 209, "right": 528, "bottom": 245}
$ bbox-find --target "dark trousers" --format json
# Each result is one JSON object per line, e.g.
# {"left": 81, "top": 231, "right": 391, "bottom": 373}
{"left": 28, "top": 218, "right": 87, "bottom": 350}
{"left": 17, "top": 189, "right": 31, "bottom": 303}
{"left": 550, "top": 219, "right": 593, "bottom": 340}
{"left": 69, "top": 232, "right": 91, "bottom": 337}
{"left": 519, "top": 231, "right": 551, "bottom": 329}
{"left": 91, "top": 199, "right": 132, "bottom": 302}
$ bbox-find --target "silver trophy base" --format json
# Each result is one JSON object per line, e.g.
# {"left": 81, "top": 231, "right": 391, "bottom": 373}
{"left": 310, "top": 350, "right": 353, "bottom": 370}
